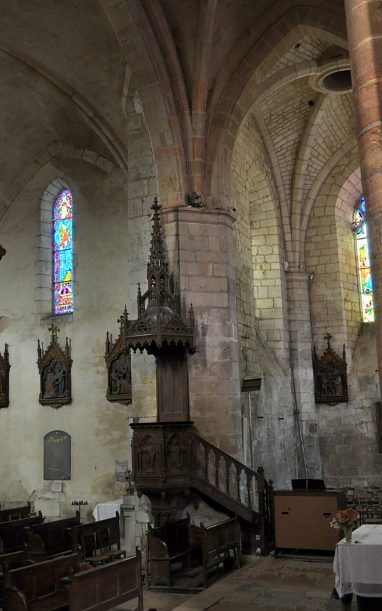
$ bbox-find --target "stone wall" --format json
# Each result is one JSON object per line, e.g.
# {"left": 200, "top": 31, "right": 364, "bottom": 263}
{"left": 231, "top": 113, "right": 296, "bottom": 487}
{"left": 0, "top": 95, "right": 158, "bottom": 514}
{"left": 306, "top": 167, "right": 381, "bottom": 486}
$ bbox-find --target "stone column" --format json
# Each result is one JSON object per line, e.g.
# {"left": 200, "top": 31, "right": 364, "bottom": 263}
{"left": 161, "top": 207, "right": 242, "bottom": 457}
{"left": 287, "top": 271, "right": 321, "bottom": 478}
{"left": 345, "top": 0, "right": 382, "bottom": 396}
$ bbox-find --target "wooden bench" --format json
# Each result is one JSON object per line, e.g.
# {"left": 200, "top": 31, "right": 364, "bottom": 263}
{"left": 147, "top": 517, "right": 201, "bottom": 588}
{"left": 70, "top": 513, "right": 126, "bottom": 566}
{"left": 3, "top": 552, "right": 80, "bottom": 610}
{"left": 64, "top": 551, "right": 143, "bottom": 611}
{"left": 191, "top": 517, "right": 241, "bottom": 587}
{"left": 0, "top": 514, "right": 44, "bottom": 554}
{"left": 0, "top": 550, "right": 32, "bottom": 608}
{"left": 0, "top": 504, "right": 32, "bottom": 522}
{"left": 24, "top": 515, "right": 80, "bottom": 560}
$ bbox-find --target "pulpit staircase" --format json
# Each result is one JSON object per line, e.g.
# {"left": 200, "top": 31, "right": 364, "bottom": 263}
{"left": 131, "top": 422, "right": 274, "bottom": 554}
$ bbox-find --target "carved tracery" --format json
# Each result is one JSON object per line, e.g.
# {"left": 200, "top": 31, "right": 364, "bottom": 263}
{"left": 105, "top": 307, "right": 132, "bottom": 405}
{"left": 313, "top": 334, "right": 348, "bottom": 405}
{"left": 37, "top": 323, "right": 72, "bottom": 408}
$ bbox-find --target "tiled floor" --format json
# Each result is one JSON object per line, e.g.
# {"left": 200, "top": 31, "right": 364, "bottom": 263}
{"left": 116, "top": 555, "right": 358, "bottom": 610}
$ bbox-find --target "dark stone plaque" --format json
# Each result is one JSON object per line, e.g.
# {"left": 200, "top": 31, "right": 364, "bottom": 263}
{"left": 44, "top": 430, "right": 71, "bottom": 480}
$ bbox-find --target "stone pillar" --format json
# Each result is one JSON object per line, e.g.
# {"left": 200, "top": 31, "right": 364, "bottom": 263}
{"left": 161, "top": 207, "right": 242, "bottom": 457}
{"left": 287, "top": 271, "right": 321, "bottom": 478}
{"left": 345, "top": 0, "right": 382, "bottom": 396}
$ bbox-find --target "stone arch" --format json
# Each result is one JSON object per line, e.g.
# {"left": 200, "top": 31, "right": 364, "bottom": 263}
{"left": 232, "top": 113, "right": 288, "bottom": 373}
{"left": 3, "top": 142, "right": 124, "bottom": 218}
{"left": 306, "top": 160, "right": 361, "bottom": 356}
{"left": 101, "top": 0, "right": 190, "bottom": 207}
{"left": 37, "top": 178, "right": 75, "bottom": 319}
{"left": 208, "top": 13, "right": 348, "bottom": 211}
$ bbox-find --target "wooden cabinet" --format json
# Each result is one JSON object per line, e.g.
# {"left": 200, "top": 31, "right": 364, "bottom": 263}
{"left": 274, "top": 490, "right": 345, "bottom": 551}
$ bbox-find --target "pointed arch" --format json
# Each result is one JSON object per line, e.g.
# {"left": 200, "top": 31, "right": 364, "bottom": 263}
{"left": 38, "top": 179, "right": 75, "bottom": 318}
{"left": 353, "top": 196, "right": 374, "bottom": 323}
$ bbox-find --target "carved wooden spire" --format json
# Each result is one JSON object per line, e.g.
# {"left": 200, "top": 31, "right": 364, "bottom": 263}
{"left": 123, "top": 197, "right": 195, "bottom": 354}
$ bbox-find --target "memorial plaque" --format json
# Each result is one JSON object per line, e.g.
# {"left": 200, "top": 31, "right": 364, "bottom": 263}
{"left": 44, "top": 430, "right": 71, "bottom": 480}
{"left": 116, "top": 460, "right": 128, "bottom": 482}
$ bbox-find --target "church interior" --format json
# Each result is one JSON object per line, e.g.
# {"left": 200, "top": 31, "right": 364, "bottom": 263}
{"left": 1, "top": 0, "right": 382, "bottom": 607}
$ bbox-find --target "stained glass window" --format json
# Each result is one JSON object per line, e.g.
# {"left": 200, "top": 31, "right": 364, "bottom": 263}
{"left": 352, "top": 196, "right": 374, "bottom": 322}
{"left": 53, "top": 189, "right": 73, "bottom": 315}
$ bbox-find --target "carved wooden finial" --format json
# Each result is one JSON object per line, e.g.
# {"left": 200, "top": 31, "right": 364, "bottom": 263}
{"left": 118, "top": 306, "right": 129, "bottom": 335}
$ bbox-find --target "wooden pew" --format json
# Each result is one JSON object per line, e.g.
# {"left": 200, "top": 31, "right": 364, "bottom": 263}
{"left": 70, "top": 513, "right": 126, "bottom": 566}
{"left": 0, "top": 514, "right": 44, "bottom": 554}
{"left": 191, "top": 517, "right": 241, "bottom": 588}
{"left": 0, "top": 503, "right": 32, "bottom": 523}
{"left": 24, "top": 514, "right": 80, "bottom": 560}
{"left": 64, "top": 551, "right": 143, "bottom": 611}
{"left": 147, "top": 517, "right": 201, "bottom": 587}
{"left": 3, "top": 552, "right": 80, "bottom": 610}
{"left": 0, "top": 550, "right": 31, "bottom": 607}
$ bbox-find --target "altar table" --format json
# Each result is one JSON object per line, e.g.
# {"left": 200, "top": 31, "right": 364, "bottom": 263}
{"left": 334, "top": 523, "right": 382, "bottom": 604}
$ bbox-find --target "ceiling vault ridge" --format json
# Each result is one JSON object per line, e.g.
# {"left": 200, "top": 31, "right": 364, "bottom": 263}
{"left": 299, "top": 136, "right": 359, "bottom": 263}
{"left": 0, "top": 47, "right": 128, "bottom": 176}
{"left": 142, "top": 0, "right": 194, "bottom": 192}
{"left": 290, "top": 91, "right": 326, "bottom": 233}
{"left": 207, "top": 2, "right": 346, "bottom": 123}
{"left": 251, "top": 109, "right": 293, "bottom": 263}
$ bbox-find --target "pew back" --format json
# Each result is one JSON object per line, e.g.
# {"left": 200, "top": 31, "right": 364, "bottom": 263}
{"left": 65, "top": 553, "right": 143, "bottom": 611}
{"left": 70, "top": 513, "right": 124, "bottom": 564}
{"left": 0, "top": 504, "right": 31, "bottom": 523}
{"left": 25, "top": 514, "right": 80, "bottom": 558}
{"left": 192, "top": 517, "right": 240, "bottom": 587}
{"left": 0, "top": 514, "right": 44, "bottom": 554}
{"left": 147, "top": 517, "right": 201, "bottom": 587}
{"left": 4, "top": 552, "right": 80, "bottom": 611}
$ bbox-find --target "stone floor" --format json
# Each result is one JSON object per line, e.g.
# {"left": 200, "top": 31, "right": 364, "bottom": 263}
{"left": 116, "top": 555, "right": 358, "bottom": 610}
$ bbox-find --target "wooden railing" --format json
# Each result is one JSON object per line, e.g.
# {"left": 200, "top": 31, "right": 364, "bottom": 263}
{"left": 130, "top": 421, "right": 273, "bottom": 528}
{"left": 189, "top": 433, "right": 273, "bottom": 523}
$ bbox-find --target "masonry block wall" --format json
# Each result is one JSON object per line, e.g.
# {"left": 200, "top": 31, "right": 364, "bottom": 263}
{"left": 232, "top": 114, "right": 296, "bottom": 485}
{"left": 306, "top": 165, "right": 381, "bottom": 486}
{"left": 162, "top": 207, "right": 242, "bottom": 457}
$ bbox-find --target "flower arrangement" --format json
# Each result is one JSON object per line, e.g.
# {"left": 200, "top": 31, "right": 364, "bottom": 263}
{"left": 330, "top": 508, "right": 358, "bottom": 542}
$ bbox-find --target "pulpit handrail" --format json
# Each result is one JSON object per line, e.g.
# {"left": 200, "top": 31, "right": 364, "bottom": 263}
{"left": 189, "top": 432, "right": 273, "bottom": 523}
{"left": 189, "top": 432, "right": 267, "bottom": 487}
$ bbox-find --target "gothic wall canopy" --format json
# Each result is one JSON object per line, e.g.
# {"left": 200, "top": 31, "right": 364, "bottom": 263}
{"left": 313, "top": 334, "right": 348, "bottom": 405}
{"left": 0, "top": 344, "right": 10, "bottom": 408}
{"left": 105, "top": 306, "right": 132, "bottom": 405}
{"left": 37, "top": 323, "right": 72, "bottom": 408}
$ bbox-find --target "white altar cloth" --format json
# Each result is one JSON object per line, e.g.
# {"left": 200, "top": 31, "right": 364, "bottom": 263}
{"left": 334, "top": 524, "right": 382, "bottom": 598}
{"left": 92, "top": 499, "right": 122, "bottom": 522}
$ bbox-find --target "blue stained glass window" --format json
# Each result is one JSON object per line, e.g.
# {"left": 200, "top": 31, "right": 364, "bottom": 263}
{"left": 53, "top": 189, "right": 73, "bottom": 315}
{"left": 352, "top": 196, "right": 374, "bottom": 322}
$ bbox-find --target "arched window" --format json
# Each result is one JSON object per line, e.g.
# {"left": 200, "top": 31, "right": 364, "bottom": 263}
{"left": 53, "top": 189, "right": 73, "bottom": 315}
{"left": 352, "top": 196, "right": 374, "bottom": 322}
